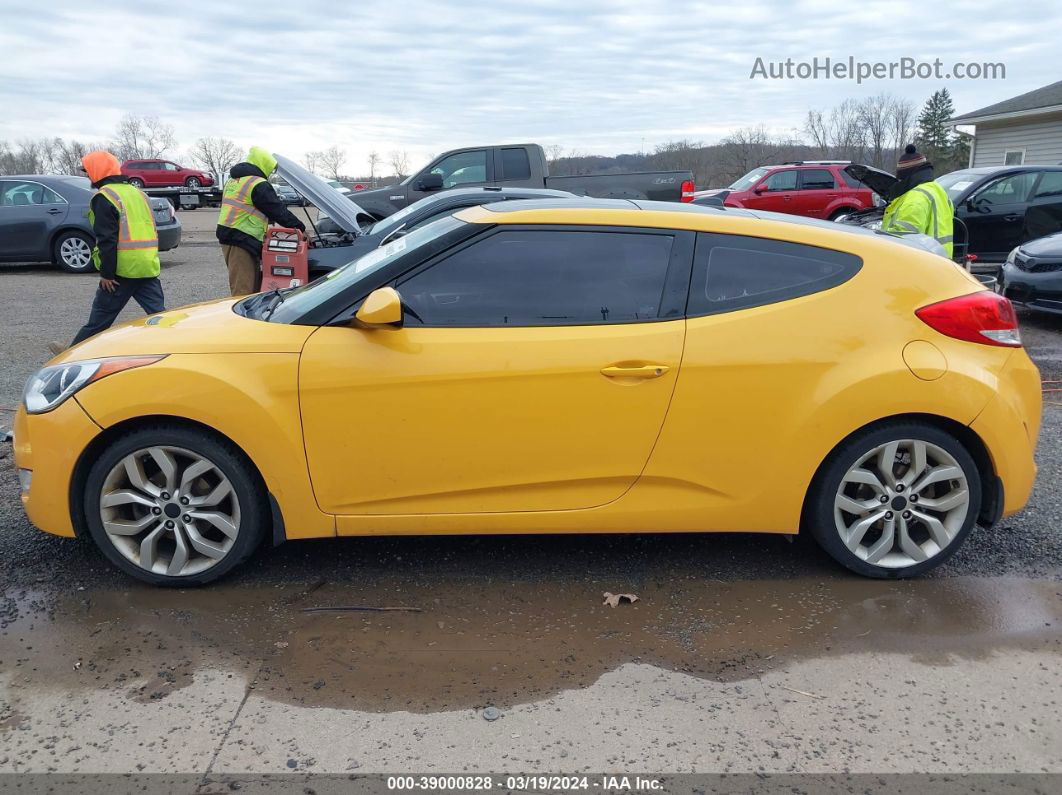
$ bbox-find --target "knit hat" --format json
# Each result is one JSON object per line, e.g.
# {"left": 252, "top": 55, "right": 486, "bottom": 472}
{"left": 897, "top": 144, "right": 927, "bottom": 173}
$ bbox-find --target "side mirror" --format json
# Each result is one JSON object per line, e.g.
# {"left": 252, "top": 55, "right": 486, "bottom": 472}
{"left": 753, "top": 185, "right": 767, "bottom": 194}
{"left": 354, "top": 287, "right": 404, "bottom": 329}
{"left": 416, "top": 173, "right": 444, "bottom": 192}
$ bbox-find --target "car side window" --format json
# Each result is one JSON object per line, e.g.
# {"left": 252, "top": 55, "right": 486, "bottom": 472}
{"left": 430, "top": 151, "right": 488, "bottom": 189}
{"left": 163, "top": 162, "right": 179, "bottom": 171}
{"left": 501, "top": 148, "right": 531, "bottom": 180}
{"left": 1032, "top": 171, "right": 1062, "bottom": 199}
{"left": 40, "top": 186, "right": 65, "bottom": 204}
{"left": 0, "top": 181, "right": 45, "bottom": 206}
{"left": 799, "top": 169, "right": 835, "bottom": 190}
{"left": 762, "top": 170, "right": 798, "bottom": 191}
{"left": 688, "top": 233, "right": 862, "bottom": 316}
{"left": 399, "top": 229, "right": 675, "bottom": 327}
{"left": 972, "top": 172, "right": 1037, "bottom": 205}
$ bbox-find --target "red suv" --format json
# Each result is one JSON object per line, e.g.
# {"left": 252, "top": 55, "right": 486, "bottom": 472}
{"left": 693, "top": 162, "right": 876, "bottom": 220}
{"left": 121, "top": 159, "right": 214, "bottom": 189}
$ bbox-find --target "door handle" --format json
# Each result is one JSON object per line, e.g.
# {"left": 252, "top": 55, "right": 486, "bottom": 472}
{"left": 1003, "top": 214, "right": 1020, "bottom": 222}
{"left": 783, "top": 194, "right": 791, "bottom": 201}
{"left": 46, "top": 208, "right": 62, "bottom": 215}
{"left": 600, "top": 364, "right": 670, "bottom": 379}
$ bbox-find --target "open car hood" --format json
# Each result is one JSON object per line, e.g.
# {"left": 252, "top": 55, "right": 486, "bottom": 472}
{"left": 844, "top": 164, "right": 898, "bottom": 197}
{"left": 273, "top": 154, "right": 368, "bottom": 235}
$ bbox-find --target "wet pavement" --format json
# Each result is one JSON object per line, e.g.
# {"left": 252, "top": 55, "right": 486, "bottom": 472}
{"left": 1, "top": 210, "right": 1062, "bottom": 775}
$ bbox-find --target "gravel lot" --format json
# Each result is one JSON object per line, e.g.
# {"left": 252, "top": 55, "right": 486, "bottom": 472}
{"left": 1, "top": 209, "right": 1061, "bottom": 776}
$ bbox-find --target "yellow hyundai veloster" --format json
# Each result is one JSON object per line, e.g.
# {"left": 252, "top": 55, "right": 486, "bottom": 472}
{"left": 13, "top": 199, "right": 1041, "bottom": 585}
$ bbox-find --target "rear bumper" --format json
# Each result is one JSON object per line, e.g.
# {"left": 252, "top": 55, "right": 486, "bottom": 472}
{"left": 970, "top": 350, "right": 1042, "bottom": 518}
{"left": 12, "top": 399, "right": 101, "bottom": 538}
{"left": 157, "top": 222, "right": 182, "bottom": 252}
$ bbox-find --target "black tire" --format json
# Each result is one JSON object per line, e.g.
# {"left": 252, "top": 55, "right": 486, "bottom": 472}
{"left": 829, "top": 208, "right": 857, "bottom": 221}
{"left": 185, "top": 177, "right": 201, "bottom": 188}
{"left": 804, "top": 421, "right": 982, "bottom": 578}
{"left": 82, "top": 424, "right": 267, "bottom": 586}
{"left": 52, "top": 230, "right": 95, "bottom": 273}
{"left": 128, "top": 177, "right": 145, "bottom": 188}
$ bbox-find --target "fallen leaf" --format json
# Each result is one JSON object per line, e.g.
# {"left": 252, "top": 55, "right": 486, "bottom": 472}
{"left": 73, "top": 660, "right": 82, "bottom": 671}
{"left": 603, "top": 592, "right": 639, "bottom": 608}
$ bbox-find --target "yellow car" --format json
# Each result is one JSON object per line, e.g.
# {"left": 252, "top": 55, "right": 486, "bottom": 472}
{"left": 13, "top": 200, "right": 1041, "bottom": 585}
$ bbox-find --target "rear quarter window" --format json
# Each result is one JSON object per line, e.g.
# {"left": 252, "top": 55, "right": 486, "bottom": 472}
{"left": 688, "top": 233, "right": 862, "bottom": 316}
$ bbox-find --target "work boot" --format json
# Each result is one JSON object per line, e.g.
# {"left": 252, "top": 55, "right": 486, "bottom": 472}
{"left": 47, "top": 342, "right": 67, "bottom": 357}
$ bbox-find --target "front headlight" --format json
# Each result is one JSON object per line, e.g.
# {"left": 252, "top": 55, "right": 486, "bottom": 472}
{"left": 23, "top": 356, "right": 166, "bottom": 414}
{"left": 1006, "top": 247, "right": 1019, "bottom": 264}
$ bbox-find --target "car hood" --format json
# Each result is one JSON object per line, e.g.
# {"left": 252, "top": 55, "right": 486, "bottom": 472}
{"left": 49, "top": 299, "right": 315, "bottom": 363}
{"left": 273, "top": 154, "right": 368, "bottom": 236}
{"left": 1018, "top": 230, "right": 1062, "bottom": 259}
{"left": 844, "top": 164, "right": 898, "bottom": 197}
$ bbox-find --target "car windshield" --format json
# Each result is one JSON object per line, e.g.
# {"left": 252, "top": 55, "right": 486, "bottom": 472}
{"left": 729, "top": 167, "right": 769, "bottom": 191}
{"left": 936, "top": 171, "right": 978, "bottom": 201}
{"left": 249, "top": 215, "right": 467, "bottom": 324}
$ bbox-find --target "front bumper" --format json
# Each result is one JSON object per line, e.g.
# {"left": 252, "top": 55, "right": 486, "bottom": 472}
{"left": 12, "top": 399, "right": 101, "bottom": 538}
{"left": 157, "top": 221, "right": 182, "bottom": 253}
{"left": 1002, "top": 261, "right": 1062, "bottom": 314}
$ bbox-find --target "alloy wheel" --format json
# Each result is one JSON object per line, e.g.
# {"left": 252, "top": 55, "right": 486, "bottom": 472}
{"left": 833, "top": 439, "right": 970, "bottom": 568}
{"left": 98, "top": 446, "right": 241, "bottom": 577}
{"left": 60, "top": 236, "right": 92, "bottom": 270}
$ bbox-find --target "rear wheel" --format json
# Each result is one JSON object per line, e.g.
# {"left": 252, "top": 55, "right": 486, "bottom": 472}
{"left": 53, "top": 230, "right": 94, "bottom": 273}
{"left": 185, "top": 176, "right": 201, "bottom": 188}
{"left": 83, "top": 425, "right": 267, "bottom": 586}
{"left": 806, "top": 422, "right": 981, "bottom": 578}
{"left": 128, "top": 177, "right": 145, "bottom": 188}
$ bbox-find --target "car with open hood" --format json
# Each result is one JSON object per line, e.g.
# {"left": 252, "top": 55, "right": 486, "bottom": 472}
{"left": 838, "top": 165, "right": 1062, "bottom": 268}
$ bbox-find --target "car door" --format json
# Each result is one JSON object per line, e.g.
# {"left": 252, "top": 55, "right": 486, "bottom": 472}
{"left": 160, "top": 162, "right": 181, "bottom": 186}
{"left": 298, "top": 226, "right": 691, "bottom": 518}
{"left": 1023, "top": 170, "right": 1062, "bottom": 242}
{"left": 0, "top": 180, "right": 63, "bottom": 259}
{"left": 407, "top": 149, "right": 491, "bottom": 205}
{"left": 743, "top": 169, "right": 798, "bottom": 213}
{"left": 960, "top": 171, "right": 1038, "bottom": 257}
{"left": 794, "top": 168, "right": 837, "bottom": 218}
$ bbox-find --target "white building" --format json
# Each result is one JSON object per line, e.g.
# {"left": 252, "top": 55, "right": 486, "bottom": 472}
{"left": 950, "top": 80, "right": 1062, "bottom": 167}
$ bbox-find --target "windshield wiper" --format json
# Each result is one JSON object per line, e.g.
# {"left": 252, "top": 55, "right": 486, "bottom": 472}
{"left": 262, "top": 288, "right": 286, "bottom": 321}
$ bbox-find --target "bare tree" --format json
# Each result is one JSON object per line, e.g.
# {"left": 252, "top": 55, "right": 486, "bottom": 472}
{"left": 388, "top": 150, "right": 410, "bottom": 179}
{"left": 544, "top": 144, "right": 564, "bottom": 166}
{"left": 303, "top": 150, "right": 322, "bottom": 174}
{"left": 318, "top": 145, "right": 347, "bottom": 180}
{"left": 367, "top": 150, "right": 381, "bottom": 186}
{"left": 720, "top": 126, "right": 776, "bottom": 177}
{"left": 887, "top": 96, "right": 917, "bottom": 160}
{"left": 111, "top": 114, "right": 177, "bottom": 160}
{"left": 53, "top": 138, "right": 107, "bottom": 175}
{"left": 188, "top": 137, "right": 241, "bottom": 185}
{"left": 859, "top": 94, "right": 892, "bottom": 169}
{"left": 803, "top": 110, "right": 831, "bottom": 157}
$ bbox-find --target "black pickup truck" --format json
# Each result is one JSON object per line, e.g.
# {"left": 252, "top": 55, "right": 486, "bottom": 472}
{"left": 347, "top": 143, "right": 695, "bottom": 219}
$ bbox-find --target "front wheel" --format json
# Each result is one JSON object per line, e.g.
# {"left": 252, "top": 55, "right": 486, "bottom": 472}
{"left": 83, "top": 425, "right": 267, "bottom": 586}
{"left": 185, "top": 177, "right": 201, "bottom": 188}
{"left": 53, "top": 230, "right": 94, "bottom": 273}
{"left": 805, "top": 422, "right": 981, "bottom": 578}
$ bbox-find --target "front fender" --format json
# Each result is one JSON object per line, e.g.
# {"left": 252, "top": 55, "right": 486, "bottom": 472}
{"left": 74, "top": 353, "right": 335, "bottom": 539}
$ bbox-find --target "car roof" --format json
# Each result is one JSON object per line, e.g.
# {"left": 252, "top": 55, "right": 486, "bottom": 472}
{"left": 437, "top": 186, "right": 575, "bottom": 199}
{"left": 948, "top": 165, "right": 1062, "bottom": 175}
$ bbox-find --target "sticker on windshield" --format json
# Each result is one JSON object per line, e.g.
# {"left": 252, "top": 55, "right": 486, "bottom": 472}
{"left": 949, "top": 181, "right": 972, "bottom": 193}
{"left": 354, "top": 236, "right": 407, "bottom": 273}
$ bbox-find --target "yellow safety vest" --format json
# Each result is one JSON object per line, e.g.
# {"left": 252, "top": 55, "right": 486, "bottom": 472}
{"left": 89, "top": 183, "right": 161, "bottom": 278}
{"left": 217, "top": 175, "right": 267, "bottom": 241}
{"left": 883, "top": 182, "right": 955, "bottom": 258}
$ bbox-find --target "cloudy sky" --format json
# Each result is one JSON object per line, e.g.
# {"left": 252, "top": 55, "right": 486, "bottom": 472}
{"left": 1, "top": 0, "right": 1058, "bottom": 174}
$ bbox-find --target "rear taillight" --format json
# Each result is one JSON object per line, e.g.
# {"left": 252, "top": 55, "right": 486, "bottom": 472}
{"left": 680, "top": 179, "right": 695, "bottom": 202}
{"left": 915, "top": 291, "right": 1021, "bottom": 348}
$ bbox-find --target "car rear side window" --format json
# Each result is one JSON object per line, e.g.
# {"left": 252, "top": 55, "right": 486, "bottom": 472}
{"left": 800, "top": 169, "right": 835, "bottom": 190}
{"left": 688, "top": 233, "right": 861, "bottom": 316}
{"left": 400, "top": 229, "right": 676, "bottom": 327}
{"left": 501, "top": 148, "right": 531, "bottom": 180}
{"left": 1033, "top": 171, "right": 1062, "bottom": 199}
{"left": 839, "top": 170, "right": 864, "bottom": 189}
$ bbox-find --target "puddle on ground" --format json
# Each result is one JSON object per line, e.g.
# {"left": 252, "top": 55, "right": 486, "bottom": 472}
{"left": 1, "top": 576, "right": 1060, "bottom": 714}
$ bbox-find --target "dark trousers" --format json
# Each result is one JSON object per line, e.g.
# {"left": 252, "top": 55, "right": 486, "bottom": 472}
{"left": 71, "top": 277, "right": 166, "bottom": 345}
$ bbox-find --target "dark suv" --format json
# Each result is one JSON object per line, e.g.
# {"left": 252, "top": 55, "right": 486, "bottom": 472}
{"left": 693, "top": 161, "right": 877, "bottom": 220}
